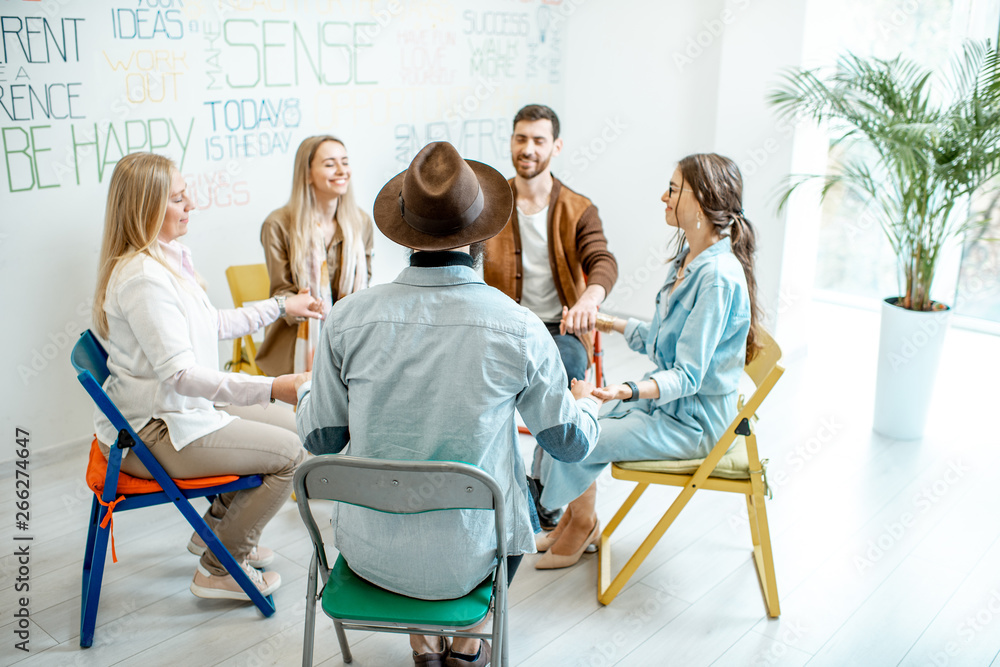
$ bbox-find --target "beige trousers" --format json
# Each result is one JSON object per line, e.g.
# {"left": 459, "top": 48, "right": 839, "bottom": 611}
{"left": 113, "top": 404, "right": 306, "bottom": 576}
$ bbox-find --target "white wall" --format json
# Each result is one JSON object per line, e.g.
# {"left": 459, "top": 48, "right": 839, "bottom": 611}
{"left": 0, "top": 0, "right": 570, "bottom": 457}
{"left": 562, "top": 0, "right": 726, "bottom": 318}
{"left": 561, "top": 0, "right": 809, "bottom": 337}
{"left": 712, "top": 0, "right": 808, "bottom": 337}
{"left": 1, "top": 0, "right": 816, "bottom": 457}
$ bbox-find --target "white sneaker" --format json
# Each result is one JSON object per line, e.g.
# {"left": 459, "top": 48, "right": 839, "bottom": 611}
{"left": 187, "top": 531, "right": 275, "bottom": 567}
{"left": 190, "top": 561, "right": 280, "bottom": 600}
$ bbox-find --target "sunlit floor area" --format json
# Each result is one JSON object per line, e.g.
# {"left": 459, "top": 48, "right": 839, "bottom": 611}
{"left": 2, "top": 299, "right": 999, "bottom": 666}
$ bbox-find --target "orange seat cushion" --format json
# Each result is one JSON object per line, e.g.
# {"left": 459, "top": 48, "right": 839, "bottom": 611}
{"left": 87, "top": 438, "right": 240, "bottom": 496}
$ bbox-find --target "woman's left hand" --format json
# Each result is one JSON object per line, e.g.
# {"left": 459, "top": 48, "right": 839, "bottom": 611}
{"left": 285, "top": 288, "right": 324, "bottom": 319}
{"left": 591, "top": 383, "right": 634, "bottom": 402}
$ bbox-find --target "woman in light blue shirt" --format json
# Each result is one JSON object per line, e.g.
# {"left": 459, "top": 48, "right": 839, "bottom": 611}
{"left": 536, "top": 153, "right": 763, "bottom": 569}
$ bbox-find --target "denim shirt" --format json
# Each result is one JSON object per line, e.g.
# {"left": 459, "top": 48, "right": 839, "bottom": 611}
{"left": 296, "top": 252, "right": 600, "bottom": 600}
{"left": 622, "top": 237, "right": 750, "bottom": 447}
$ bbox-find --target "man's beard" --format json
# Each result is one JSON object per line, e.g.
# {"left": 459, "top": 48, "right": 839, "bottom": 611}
{"left": 513, "top": 153, "right": 551, "bottom": 180}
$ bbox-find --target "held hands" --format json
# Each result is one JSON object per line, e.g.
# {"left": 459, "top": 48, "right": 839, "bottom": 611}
{"left": 270, "top": 372, "right": 309, "bottom": 405}
{"left": 285, "top": 288, "right": 324, "bottom": 320}
{"left": 559, "top": 296, "right": 600, "bottom": 335}
{"left": 294, "top": 371, "right": 312, "bottom": 392}
{"left": 591, "top": 383, "right": 634, "bottom": 402}
{"left": 570, "top": 378, "right": 603, "bottom": 406}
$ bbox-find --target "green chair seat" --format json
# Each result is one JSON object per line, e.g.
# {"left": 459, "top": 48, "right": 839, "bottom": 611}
{"left": 322, "top": 555, "right": 493, "bottom": 628}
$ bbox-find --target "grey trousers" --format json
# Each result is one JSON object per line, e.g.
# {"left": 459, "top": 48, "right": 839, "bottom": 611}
{"left": 113, "top": 404, "right": 306, "bottom": 576}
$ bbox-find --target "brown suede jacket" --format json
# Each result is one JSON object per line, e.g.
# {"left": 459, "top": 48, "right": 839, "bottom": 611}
{"left": 484, "top": 176, "right": 617, "bottom": 359}
{"left": 255, "top": 206, "right": 374, "bottom": 376}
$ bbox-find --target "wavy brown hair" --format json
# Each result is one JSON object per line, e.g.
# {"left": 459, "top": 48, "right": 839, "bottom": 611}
{"left": 677, "top": 153, "right": 762, "bottom": 363}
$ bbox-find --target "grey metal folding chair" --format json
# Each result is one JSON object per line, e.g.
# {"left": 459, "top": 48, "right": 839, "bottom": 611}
{"left": 294, "top": 455, "right": 509, "bottom": 666}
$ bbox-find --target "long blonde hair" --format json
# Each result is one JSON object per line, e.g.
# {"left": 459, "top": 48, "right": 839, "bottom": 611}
{"left": 286, "top": 136, "right": 367, "bottom": 296}
{"left": 92, "top": 153, "right": 175, "bottom": 338}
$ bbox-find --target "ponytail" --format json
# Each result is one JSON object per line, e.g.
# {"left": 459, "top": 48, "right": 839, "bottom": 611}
{"left": 729, "top": 211, "right": 762, "bottom": 364}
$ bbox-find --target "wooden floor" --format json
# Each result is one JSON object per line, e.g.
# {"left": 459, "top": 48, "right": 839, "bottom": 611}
{"left": 3, "top": 300, "right": 1000, "bottom": 667}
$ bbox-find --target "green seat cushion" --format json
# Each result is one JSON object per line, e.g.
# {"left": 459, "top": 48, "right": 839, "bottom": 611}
{"left": 321, "top": 555, "right": 492, "bottom": 628}
{"left": 616, "top": 434, "right": 751, "bottom": 480}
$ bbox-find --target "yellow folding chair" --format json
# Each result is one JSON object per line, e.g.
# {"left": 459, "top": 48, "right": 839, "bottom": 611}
{"left": 597, "top": 329, "right": 784, "bottom": 617}
{"left": 225, "top": 264, "right": 270, "bottom": 376}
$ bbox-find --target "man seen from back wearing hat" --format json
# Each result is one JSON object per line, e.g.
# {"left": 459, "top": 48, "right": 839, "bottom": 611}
{"left": 295, "top": 141, "right": 603, "bottom": 667}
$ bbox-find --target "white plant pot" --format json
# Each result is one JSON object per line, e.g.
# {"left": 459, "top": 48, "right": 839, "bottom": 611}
{"left": 873, "top": 297, "right": 951, "bottom": 440}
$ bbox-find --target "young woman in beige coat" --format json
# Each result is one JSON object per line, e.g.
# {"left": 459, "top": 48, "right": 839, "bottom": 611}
{"left": 256, "top": 135, "right": 374, "bottom": 376}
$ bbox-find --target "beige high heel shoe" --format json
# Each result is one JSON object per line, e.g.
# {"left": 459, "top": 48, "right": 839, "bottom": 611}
{"left": 535, "top": 506, "right": 573, "bottom": 552}
{"left": 534, "top": 520, "right": 600, "bottom": 570}
{"left": 536, "top": 506, "right": 598, "bottom": 553}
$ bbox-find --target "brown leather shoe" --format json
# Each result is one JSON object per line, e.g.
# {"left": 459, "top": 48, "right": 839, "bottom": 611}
{"left": 413, "top": 636, "right": 449, "bottom": 666}
{"left": 444, "top": 639, "right": 490, "bottom": 666}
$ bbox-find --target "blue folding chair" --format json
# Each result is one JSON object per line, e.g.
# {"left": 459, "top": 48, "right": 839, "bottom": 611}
{"left": 71, "top": 330, "right": 276, "bottom": 648}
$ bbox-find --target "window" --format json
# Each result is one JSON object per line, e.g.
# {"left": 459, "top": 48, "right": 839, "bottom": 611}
{"left": 805, "top": 0, "right": 1000, "bottom": 327}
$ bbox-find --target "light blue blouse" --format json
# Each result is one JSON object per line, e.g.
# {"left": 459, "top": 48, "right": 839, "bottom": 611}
{"left": 540, "top": 237, "right": 750, "bottom": 509}
{"left": 624, "top": 236, "right": 750, "bottom": 425}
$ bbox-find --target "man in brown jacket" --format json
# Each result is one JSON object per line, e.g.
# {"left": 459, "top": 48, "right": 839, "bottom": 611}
{"left": 484, "top": 104, "right": 618, "bottom": 529}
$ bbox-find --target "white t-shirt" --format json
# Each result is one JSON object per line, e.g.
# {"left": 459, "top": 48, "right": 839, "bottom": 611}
{"left": 517, "top": 205, "right": 562, "bottom": 322}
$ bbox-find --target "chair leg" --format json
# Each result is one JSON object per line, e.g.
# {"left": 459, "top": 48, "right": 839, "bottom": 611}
{"left": 175, "top": 496, "right": 276, "bottom": 617}
{"left": 232, "top": 339, "right": 243, "bottom": 373}
{"left": 597, "top": 482, "right": 648, "bottom": 605}
{"left": 599, "top": 483, "right": 696, "bottom": 606}
{"left": 745, "top": 492, "right": 762, "bottom": 549}
{"left": 334, "top": 621, "right": 352, "bottom": 664}
{"left": 302, "top": 552, "right": 319, "bottom": 667}
{"left": 501, "top": 596, "right": 510, "bottom": 667}
{"left": 489, "top": 588, "right": 503, "bottom": 667}
{"left": 246, "top": 336, "right": 261, "bottom": 375}
{"left": 80, "top": 498, "right": 110, "bottom": 648}
{"left": 80, "top": 497, "right": 99, "bottom": 601}
{"left": 746, "top": 490, "right": 780, "bottom": 617}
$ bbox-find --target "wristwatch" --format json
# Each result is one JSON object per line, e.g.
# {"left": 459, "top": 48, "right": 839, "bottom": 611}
{"left": 275, "top": 295, "right": 286, "bottom": 318}
{"left": 623, "top": 381, "right": 639, "bottom": 402}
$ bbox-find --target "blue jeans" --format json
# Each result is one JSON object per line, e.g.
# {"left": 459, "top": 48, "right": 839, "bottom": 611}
{"left": 544, "top": 322, "right": 589, "bottom": 387}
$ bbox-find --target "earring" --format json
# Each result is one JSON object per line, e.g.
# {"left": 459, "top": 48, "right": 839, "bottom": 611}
{"left": 696, "top": 211, "right": 702, "bottom": 230}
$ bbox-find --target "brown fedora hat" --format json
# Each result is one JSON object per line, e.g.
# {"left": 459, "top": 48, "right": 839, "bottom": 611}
{"left": 373, "top": 142, "right": 513, "bottom": 251}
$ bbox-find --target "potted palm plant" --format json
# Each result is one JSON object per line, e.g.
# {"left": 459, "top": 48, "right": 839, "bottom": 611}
{"left": 769, "top": 41, "right": 1000, "bottom": 440}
